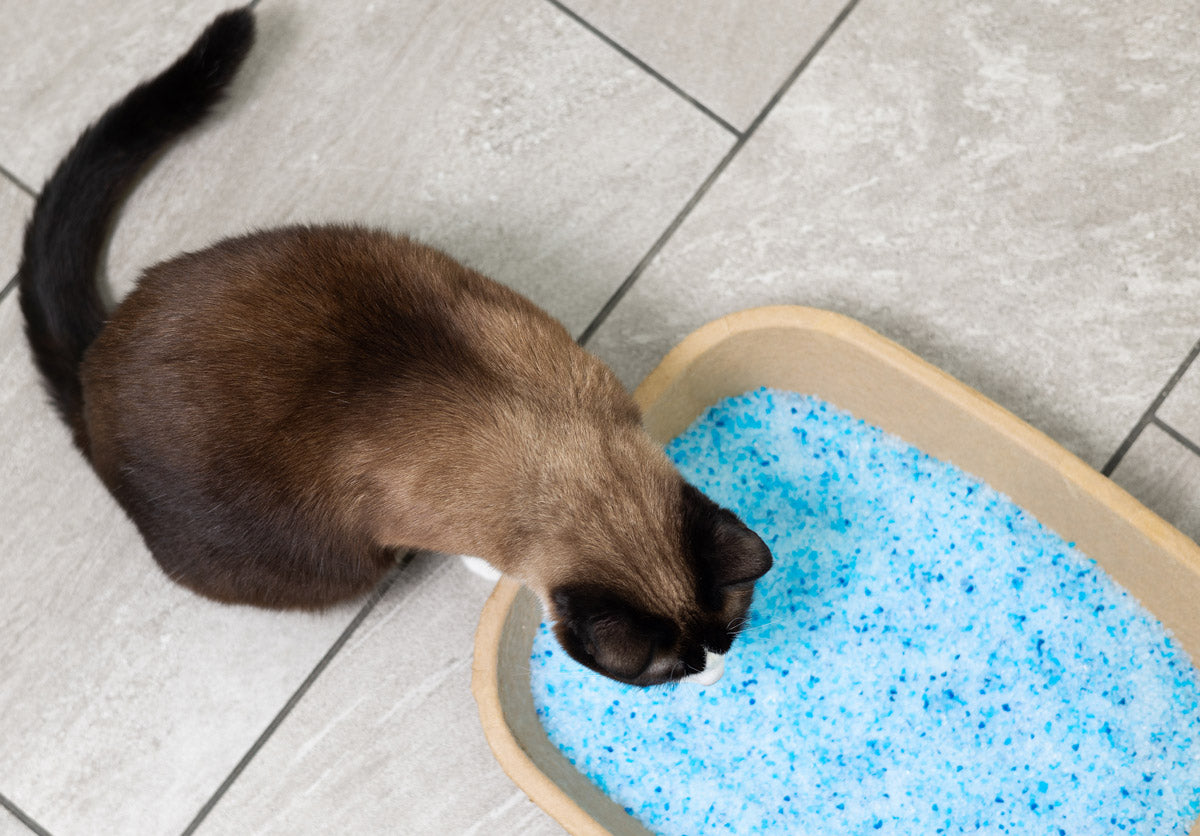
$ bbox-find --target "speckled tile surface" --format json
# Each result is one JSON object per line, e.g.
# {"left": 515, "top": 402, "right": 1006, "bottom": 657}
{"left": 102, "top": 0, "right": 732, "bottom": 337}
{"left": 194, "top": 555, "right": 564, "bottom": 835}
{"left": 561, "top": 0, "right": 853, "bottom": 130}
{"left": 5, "top": 0, "right": 1200, "bottom": 833}
{"left": 0, "top": 178, "right": 31, "bottom": 283}
{"left": 586, "top": 0, "right": 1200, "bottom": 471}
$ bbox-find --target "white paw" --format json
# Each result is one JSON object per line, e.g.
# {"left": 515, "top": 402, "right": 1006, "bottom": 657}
{"left": 459, "top": 554, "right": 502, "bottom": 583}
{"left": 681, "top": 651, "right": 725, "bottom": 686}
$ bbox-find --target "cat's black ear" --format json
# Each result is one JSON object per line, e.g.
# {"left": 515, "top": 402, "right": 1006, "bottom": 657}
{"left": 682, "top": 482, "right": 773, "bottom": 591}
{"left": 551, "top": 585, "right": 671, "bottom": 683}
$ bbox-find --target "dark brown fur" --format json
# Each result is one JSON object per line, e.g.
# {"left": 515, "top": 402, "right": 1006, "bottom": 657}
{"left": 19, "top": 9, "right": 771, "bottom": 685}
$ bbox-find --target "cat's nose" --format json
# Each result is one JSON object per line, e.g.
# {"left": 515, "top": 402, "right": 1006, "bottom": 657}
{"left": 681, "top": 650, "right": 725, "bottom": 686}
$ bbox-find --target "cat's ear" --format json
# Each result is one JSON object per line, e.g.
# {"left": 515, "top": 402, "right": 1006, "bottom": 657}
{"left": 551, "top": 585, "right": 671, "bottom": 682}
{"left": 682, "top": 482, "right": 773, "bottom": 590}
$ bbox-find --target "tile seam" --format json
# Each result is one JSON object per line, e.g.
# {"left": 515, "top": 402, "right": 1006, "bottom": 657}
{"left": 1102, "top": 336, "right": 1200, "bottom": 476}
{"left": 544, "top": 0, "right": 741, "bottom": 137}
{"left": 0, "top": 163, "right": 35, "bottom": 198}
{"left": 179, "top": 553, "right": 414, "bottom": 835}
{"left": 0, "top": 792, "right": 53, "bottom": 836}
{"left": 0, "top": 275, "right": 17, "bottom": 306}
{"left": 1151, "top": 416, "right": 1200, "bottom": 461}
{"left": 576, "top": 0, "right": 864, "bottom": 346}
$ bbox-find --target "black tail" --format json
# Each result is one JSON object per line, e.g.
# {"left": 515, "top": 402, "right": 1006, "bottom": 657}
{"left": 17, "top": 8, "right": 255, "bottom": 450}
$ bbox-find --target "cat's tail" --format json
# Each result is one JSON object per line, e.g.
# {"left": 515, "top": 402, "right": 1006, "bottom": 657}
{"left": 17, "top": 8, "right": 255, "bottom": 448}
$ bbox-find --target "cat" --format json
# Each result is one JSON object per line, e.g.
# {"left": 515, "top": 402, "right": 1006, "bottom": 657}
{"left": 17, "top": 8, "right": 771, "bottom": 687}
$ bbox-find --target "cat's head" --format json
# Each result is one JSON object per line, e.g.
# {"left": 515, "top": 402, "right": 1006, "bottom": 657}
{"left": 547, "top": 481, "right": 772, "bottom": 687}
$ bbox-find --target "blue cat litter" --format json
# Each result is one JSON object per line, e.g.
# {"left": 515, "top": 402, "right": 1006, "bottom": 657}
{"left": 530, "top": 388, "right": 1200, "bottom": 834}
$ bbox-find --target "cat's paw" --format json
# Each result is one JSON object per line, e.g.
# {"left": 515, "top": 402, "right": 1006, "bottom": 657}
{"left": 459, "top": 554, "right": 502, "bottom": 583}
{"left": 680, "top": 651, "right": 725, "bottom": 686}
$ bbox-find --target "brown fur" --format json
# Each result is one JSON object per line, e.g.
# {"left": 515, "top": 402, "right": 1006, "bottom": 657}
{"left": 19, "top": 9, "right": 772, "bottom": 686}
{"left": 82, "top": 225, "right": 675, "bottom": 605}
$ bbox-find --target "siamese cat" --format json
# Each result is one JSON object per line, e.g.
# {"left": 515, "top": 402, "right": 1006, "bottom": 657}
{"left": 18, "top": 8, "right": 771, "bottom": 687}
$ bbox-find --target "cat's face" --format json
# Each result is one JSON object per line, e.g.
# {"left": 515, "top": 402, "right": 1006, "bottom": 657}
{"left": 549, "top": 482, "right": 772, "bottom": 687}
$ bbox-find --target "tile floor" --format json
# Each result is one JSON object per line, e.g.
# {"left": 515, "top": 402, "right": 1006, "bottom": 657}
{"left": 2, "top": 0, "right": 1199, "bottom": 833}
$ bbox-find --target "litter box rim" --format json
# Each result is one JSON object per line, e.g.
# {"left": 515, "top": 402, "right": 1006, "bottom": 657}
{"left": 472, "top": 305, "right": 1200, "bottom": 836}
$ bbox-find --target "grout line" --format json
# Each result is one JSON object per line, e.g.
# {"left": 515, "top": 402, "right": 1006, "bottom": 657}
{"left": 179, "top": 553, "right": 414, "bottom": 835}
{"left": 1101, "top": 421, "right": 1151, "bottom": 478}
{"left": 544, "top": 0, "right": 741, "bottom": 137}
{"left": 576, "top": 0, "right": 863, "bottom": 346}
{"left": 731, "top": 0, "right": 861, "bottom": 144}
{"left": 1151, "top": 416, "right": 1200, "bottom": 460}
{"left": 1101, "top": 336, "right": 1200, "bottom": 476}
{"left": 0, "top": 162, "right": 36, "bottom": 198}
{"left": 0, "top": 274, "right": 17, "bottom": 305}
{"left": 0, "top": 792, "right": 53, "bottom": 836}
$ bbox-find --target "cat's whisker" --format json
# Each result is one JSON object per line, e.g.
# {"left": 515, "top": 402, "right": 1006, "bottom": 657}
{"left": 735, "top": 617, "right": 783, "bottom": 635}
{"left": 730, "top": 612, "right": 782, "bottom": 632}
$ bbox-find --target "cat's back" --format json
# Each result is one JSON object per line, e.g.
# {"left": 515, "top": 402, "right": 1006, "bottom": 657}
{"left": 85, "top": 225, "right": 574, "bottom": 410}
{"left": 80, "top": 225, "right": 614, "bottom": 478}
{"left": 96, "top": 225, "right": 561, "bottom": 367}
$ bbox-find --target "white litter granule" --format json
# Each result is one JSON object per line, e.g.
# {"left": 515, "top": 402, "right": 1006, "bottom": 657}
{"left": 530, "top": 388, "right": 1200, "bottom": 834}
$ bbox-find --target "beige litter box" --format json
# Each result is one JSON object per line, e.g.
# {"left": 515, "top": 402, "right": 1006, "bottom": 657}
{"left": 472, "top": 305, "right": 1200, "bottom": 836}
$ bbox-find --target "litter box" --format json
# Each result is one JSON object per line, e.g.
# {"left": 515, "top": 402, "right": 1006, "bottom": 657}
{"left": 472, "top": 305, "right": 1200, "bottom": 836}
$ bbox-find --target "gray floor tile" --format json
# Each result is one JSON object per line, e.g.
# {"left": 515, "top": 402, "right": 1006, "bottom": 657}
{"left": 564, "top": 0, "right": 852, "bottom": 130}
{"left": 1110, "top": 424, "right": 1200, "bottom": 546}
{"left": 98, "top": 0, "right": 731, "bottom": 336}
{"left": 1156, "top": 354, "right": 1200, "bottom": 445}
{"left": 0, "top": 0, "right": 236, "bottom": 189}
{"left": 0, "top": 289, "right": 365, "bottom": 834}
{"left": 195, "top": 554, "right": 563, "bottom": 836}
{"left": 0, "top": 178, "right": 32, "bottom": 281}
{"left": 586, "top": 0, "right": 1200, "bottom": 470}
